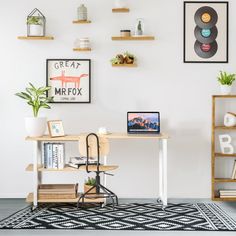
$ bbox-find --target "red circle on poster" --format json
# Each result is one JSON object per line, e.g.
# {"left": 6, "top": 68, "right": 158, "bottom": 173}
{"left": 201, "top": 43, "right": 211, "bottom": 52}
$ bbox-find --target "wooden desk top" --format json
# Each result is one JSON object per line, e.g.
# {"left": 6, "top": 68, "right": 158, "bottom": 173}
{"left": 26, "top": 132, "right": 169, "bottom": 141}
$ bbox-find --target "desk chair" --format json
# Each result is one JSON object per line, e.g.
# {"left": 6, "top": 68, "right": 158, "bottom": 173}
{"left": 77, "top": 133, "right": 119, "bottom": 209}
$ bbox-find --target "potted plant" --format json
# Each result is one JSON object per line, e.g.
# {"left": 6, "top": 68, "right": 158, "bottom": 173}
{"left": 84, "top": 177, "right": 96, "bottom": 194}
{"left": 27, "top": 16, "right": 44, "bottom": 36}
{"left": 218, "top": 71, "right": 236, "bottom": 95}
{"left": 15, "top": 83, "right": 53, "bottom": 137}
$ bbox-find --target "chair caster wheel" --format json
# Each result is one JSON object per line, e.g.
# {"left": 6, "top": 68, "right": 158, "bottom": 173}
{"left": 157, "top": 198, "right": 162, "bottom": 204}
{"left": 31, "top": 206, "right": 37, "bottom": 212}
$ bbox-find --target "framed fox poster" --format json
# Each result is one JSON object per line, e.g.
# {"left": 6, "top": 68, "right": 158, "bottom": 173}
{"left": 46, "top": 59, "right": 91, "bottom": 103}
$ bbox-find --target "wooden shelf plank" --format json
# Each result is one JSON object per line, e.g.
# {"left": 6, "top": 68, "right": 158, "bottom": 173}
{"left": 17, "top": 36, "right": 54, "bottom": 40}
{"left": 25, "top": 135, "right": 80, "bottom": 141}
{"left": 73, "top": 20, "right": 91, "bottom": 24}
{"left": 112, "top": 36, "right": 155, "bottom": 41}
{"left": 26, "top": 193, "right": 104, "bottom": 203}
{"left": 214, "top": 178, "right": 236, "bottom": 183}
{"left": 26, "top": 164, "right": 80, "bottom": 172}
{"left": 212, "top": 95, "right": 236, "bottom": 98}
{"left": 73, "top": 48, "right": 91, "bottom": 52}
{"left": 112, "top": 8, "right": 130, "bottom": 13}
{"left": 215, "top": 153, "right": 236, "bottom": 157}
{"left": 213, "top": 197, "right": 236, "bottom": 201}
{"left": 112, "top": 63, "right": 137, "bottom": 67}
{"left": 215, "top": 126, "right": 236, "bottom": 130}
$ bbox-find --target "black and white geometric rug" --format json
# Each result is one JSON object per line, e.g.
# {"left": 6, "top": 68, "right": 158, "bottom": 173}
{"left": 0, "top": 203, "right": 236, "bottom": 231}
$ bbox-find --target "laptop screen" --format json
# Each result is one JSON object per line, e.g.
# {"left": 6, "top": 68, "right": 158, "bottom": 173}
{"left": 127, "top": 112, "right": 160, "bottom": 134}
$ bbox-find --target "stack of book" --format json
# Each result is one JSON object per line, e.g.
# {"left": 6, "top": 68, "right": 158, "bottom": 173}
{"left": 43, "top": 143, "right": 65, "bottom": 169}
{"left": 219, "top": 189, "right": 236, "bottom": 198}
{"left": 231, "top": 160, "right": 236, "bottom": 179}
{"left": 68, "top": 156, "right": 97, "bottom": 169}
{"left": 38, "top": 184, "right": 78, "bottom": 200}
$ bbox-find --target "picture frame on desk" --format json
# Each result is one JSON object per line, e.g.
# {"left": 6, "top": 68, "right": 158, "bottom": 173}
{"left": 47, "top": 120, "right": 65, "bottom": 137}
{"left": 46, "top": 59, "right": 91, "bottom": 103}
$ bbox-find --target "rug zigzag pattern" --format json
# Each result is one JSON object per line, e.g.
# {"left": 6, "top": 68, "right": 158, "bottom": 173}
{"left": 0, "top": 203, "right": 236, "bottom": 231}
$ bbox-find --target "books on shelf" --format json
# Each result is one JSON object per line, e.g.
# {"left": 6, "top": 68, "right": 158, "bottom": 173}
{"left": 219, "top": 189, "right": 236, "bottom": 198}
{"left": 43, "top": 143, "right": 65, "bottom": 169}
{"left": 68, "top": 156, "right": 97, "bottom": 169}
{"left": 231, "top": 160, "right": 236, "bottom": 179}
{"left": 38, "top": 184, "right": 78, "bottom": 199}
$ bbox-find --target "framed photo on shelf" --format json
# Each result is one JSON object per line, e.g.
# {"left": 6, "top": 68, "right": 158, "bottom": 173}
{"left": 184, "top": 1, "right": 228, "bottom": 63}
{"left": 46, "top": 59, "right": 91, "bottom": 103}
{"left": 47, "top": 120, "right": 65, "bottom": 137}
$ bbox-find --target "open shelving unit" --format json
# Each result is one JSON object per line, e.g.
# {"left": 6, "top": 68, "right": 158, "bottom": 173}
{"left": 17, "top": 36, "right": 54, "bottom": 40}
{"left": 112, "top": 8, "right": 130, "bottom": 13}
{"left": 112, "top": 36, "right": 155, "bottom": 41}
{"left": 212, "top": 95, "right": 236, "bottom": 201}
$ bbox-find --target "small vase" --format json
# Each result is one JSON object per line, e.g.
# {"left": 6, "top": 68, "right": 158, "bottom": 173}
{"left": 77, "top": 4, "right": 87, "bottom": 21}
{"left": 220, "top": 85, "right": 232, "bottom": 95}
{"left": 25, "top": 117, "right": 47, "bottom": 137}
{"left": 135, "top": 19, "right": 144, "bottom": 36}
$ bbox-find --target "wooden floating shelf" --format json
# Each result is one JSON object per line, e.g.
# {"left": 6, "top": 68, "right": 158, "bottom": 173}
{"left": 212, "top": 95, "right": 236, "bottom": 98}
{"left": 73, "top": 20, "right": 91, "bottom": 24}
{"left": 73, "top": 48, "right": 91, "bottom": 52}
{"left": 212, "top": 197, "right": 236, "bottom": 201}
{"left": 25, "top": 135, "right": 80, "bottom": 141}
{"left": 112, "top": 36, "right": 155, "bottom": 41}
{"left": 112, "top": 8, "right": 130, "bottom": 13}
{"left": 215, "top": 126, "right": 236, "bottom": 130}
{"left": 26, "top": 193, "right": 104, "bottom": 203}
{"left": 17, "top": 36, "right": 54, "bottom": 40}
{"left": 214, "top": 178, "right": 236, "bottom": 183}
{"left": 215, "top": 153, "right": 236, "bottom": 158}
{"left": 26, "top": 164, "right": 80, "bottom": 172}
{"left": 112, "top": 63, "right": 137, "bottom": 67}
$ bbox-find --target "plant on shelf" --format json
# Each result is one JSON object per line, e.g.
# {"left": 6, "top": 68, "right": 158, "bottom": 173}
{"left": 110, "top": 51, "right": 136, "bottom": 65}
{"left": 27, "top": 16, "right": 43, "bottom": 25}
{"left": 84, "top": 177, "right": 96, "bottom": 194}
{"left": 15, "top": 83, "right": 53, "bottom": 137}
{"left": 217, "top": 71, "right": 236, "bottom": 95}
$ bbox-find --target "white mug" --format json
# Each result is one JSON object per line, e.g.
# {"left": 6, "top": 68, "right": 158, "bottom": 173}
{"left": 224, "top": 112, "right": 236, "bottom": 127}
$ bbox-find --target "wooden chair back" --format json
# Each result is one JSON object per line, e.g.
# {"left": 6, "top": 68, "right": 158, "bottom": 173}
{"left": 79, "top": 134, "right": 109, "bottom": 158}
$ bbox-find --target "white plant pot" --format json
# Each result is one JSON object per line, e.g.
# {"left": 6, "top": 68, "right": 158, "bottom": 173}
{"left": 115, "top": 0, "right": 127, "bottom": 8}
{"left": 29, "top": 24, "right": 43, "bottom": 36}
{"left": 25, "top": 117, "right": 47, "bottom": 137}
{"left": 220, "top": 85, "right": 232, "bottom": 95}
{"left": 224, "top": 112, "right": 236, "bottom": 127}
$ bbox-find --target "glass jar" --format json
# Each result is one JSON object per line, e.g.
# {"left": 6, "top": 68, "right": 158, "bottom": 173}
{"left": 77, "top": 4, "right": 87, "bottom": 21}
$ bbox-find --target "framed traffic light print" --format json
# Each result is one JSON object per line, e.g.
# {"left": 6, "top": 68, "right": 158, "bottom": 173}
{"left": 184, "top": 1, "right": 228, "bottom": 63}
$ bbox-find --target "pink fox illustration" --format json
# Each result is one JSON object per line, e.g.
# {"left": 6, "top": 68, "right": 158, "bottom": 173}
{"left": 50, "top": 71, "right": 88, "bottom": 88}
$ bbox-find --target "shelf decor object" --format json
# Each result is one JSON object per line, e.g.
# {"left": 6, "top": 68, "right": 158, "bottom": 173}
{"left": 112, "top": 36, "right": 155, "bottom": 40}
{"left": 27, "top": 8, "right": 46, "bottom": 37}
{"left": 46, "top": 59, "right": 91, "bottom": 103}
{"left": 77, "top": 4, "right": 88, "bottom": 21}
{"left": 212, "top": 95, "right": 236, "bottom": 201}
{"left": 135, "top": 18, "right": 144, "bottom": 36}
{"left": 112, "top": 8, "right": 129, "bottom": 13}
{"left": 111, "top": 52, "right": 136, "bottom": 67}
{"left": 184, "top": 2, "right": 228, "bottom": 63}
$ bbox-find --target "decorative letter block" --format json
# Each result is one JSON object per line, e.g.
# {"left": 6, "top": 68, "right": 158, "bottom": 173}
{"left": 219, "top": 134, "right": 234, "bottom": 154}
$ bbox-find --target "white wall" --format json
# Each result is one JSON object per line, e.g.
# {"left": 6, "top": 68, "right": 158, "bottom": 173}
{"left": 1, "top": 0, "right": 236, "bottom": 199}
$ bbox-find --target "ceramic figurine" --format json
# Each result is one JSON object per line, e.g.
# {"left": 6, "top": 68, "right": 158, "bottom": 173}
{"left": 78, "top": 4, "right": 87, "bottom": 21}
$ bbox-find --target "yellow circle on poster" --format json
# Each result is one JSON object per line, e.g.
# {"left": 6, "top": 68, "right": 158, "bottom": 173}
{"left": 201, "top": 13, "right": 211, "bottom": 23}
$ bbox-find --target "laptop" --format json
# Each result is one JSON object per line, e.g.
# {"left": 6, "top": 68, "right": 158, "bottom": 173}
{"left": 127, "top": 112, "right": 160, "bottom": 134}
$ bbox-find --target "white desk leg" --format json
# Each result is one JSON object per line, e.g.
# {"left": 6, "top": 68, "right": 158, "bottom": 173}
{"left": 33, "top": 141, "right": 39, "bottom": 209}
{"left": 159, "top": 140, "right": 163, "bottom": 201}
{"left": 162, "top": 139, "right": 168, "bottom": 206}
{"left": 103, "top": 155, "right": 107, "bottom": 205}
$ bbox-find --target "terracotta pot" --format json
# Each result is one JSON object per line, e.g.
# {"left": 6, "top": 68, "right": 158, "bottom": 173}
{"left": 84, "top": 184, "right": 96, "bottom": 194}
